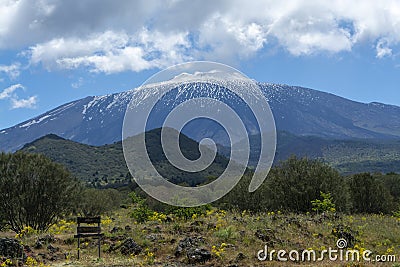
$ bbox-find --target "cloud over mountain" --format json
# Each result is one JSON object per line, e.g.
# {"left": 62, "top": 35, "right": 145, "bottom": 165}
{"left": 1, "top": 0, "right": 400, "bottom": 73}
{"left": 0, "top": 84, "right": 37, "bottom": 109}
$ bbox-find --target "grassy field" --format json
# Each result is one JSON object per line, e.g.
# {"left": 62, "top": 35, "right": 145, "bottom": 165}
{"left": 3, "top": 205, "right": 400, "bottom": 267}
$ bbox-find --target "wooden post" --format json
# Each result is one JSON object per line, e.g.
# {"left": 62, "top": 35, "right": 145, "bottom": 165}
{"left": 97, "top": 220, "right": 101, "bottom": 258}
{"left": 77, "top": 236, "right": 80, "bottom": 260}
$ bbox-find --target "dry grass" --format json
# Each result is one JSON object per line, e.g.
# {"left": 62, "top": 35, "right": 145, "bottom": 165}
{"left": 2, "top": 207, "right": 400, "bottom": 266}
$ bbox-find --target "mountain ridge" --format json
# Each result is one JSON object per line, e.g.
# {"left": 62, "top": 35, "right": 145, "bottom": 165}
{"left": 1, "top": 82, "right": 400, "bottom": 152}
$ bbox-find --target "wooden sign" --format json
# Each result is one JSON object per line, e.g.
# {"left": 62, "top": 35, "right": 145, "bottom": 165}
{"left": 74, "top": 216, "right": 103, "bottom": 259}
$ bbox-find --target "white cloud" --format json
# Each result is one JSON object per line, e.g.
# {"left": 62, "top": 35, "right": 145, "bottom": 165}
{"left": 1, "top": 0, "right": 400, "bottom": 73}
{"left": 0, "top": 62, "right": 21, "bottom": 79}
{"left": 0, "top": 83, "right": 37, "bottom": 109}
{"left": 376, "top": 39, "right": 393, "bottom": 58}
{"left": 0, "top": 83, "right": 23, "bottom": 99}
{"left": 10, "top": 95, "right": 37, "bottom": 109}
{"left": 56, "top": 47, "right": 152, "bottom": 73}
{"left": 29, "top": 31, "right": 131, "bottom": 68}
{"left": 0, "top": 0, "right": 20, "bottom": 39}
{"left": 30, "top": 29, "right": 192, "bottom": 73}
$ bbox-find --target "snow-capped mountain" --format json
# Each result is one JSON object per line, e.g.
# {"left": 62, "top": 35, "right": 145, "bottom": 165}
{"left": 1, "top": 82, "right": 400, "bottom": 152}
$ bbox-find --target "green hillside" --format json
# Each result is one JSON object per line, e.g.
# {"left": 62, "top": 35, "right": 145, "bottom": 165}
{"left": 20, "top": 129, "right": 229, "bottom": 187}
{"left": 284, "top": 134, "right": 400, "bottom": 174}
{"left": 321, "top": 139, "right": 400, "bottom": 174}
{"left": 20, "top": 134, "right": 130, "bottom": 187}
{"left": 223, "top": 131, "right": 400, "bottom": 174}
{"left": 20, "top": 130, "right": 400, "bottom": 188}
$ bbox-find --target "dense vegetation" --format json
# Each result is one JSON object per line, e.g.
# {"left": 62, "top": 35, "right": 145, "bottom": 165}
{"left": 20, "top": 132, "right": 400, "bottom": 189}
{"left": 20, "top": 134, "right": 131, "bottom": 187}
{"left": 215, "top": 156, "right": 399, "bottom": 215}
{"left": 1, "top": 149, "right": 400, "bottom": 266}
{"left": 2, "top": 150, "right": 399, "bottom": 235}
{"left": 78, "top": 188, "right": 126, "bottom": 217}
{"left": 243, "top": 131, "right": 400, "bottom": 174}
{"left": 16, "top": 130, "right": 400, "bottom": 217}
{"left": 20, "top": 129, "right": 229, "bottom": 188}
{"left": 0, "top": 152, "right": 80, "bottom": 232}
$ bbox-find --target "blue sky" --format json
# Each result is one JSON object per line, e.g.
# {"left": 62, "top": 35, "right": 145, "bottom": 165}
{"left": 0, "top": 0, "right": 399, "bottom": 130}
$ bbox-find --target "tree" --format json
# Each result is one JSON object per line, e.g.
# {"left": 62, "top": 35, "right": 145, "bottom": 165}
{"left": 263, "top": 156, "right": 350, "bottom": 212}
{"left": 220, "top": 156, "right": 350, "bottom": 213}
{"left": 0, "top": 152, "right": 80, "bottom": 233}
{"left": 349, "top": 173, "right": 394, "bottom": 214}
{"left": 78, "top": 188, "right": 124, "bottom": 216}
{"left": 380, "top": 172, "right": 400, "bottom": 204}
{"left": 218, "top": 171, "right": 266, "bottom": 212}
{"left": 0, "top": 209, "right": 6, "bottom": 231}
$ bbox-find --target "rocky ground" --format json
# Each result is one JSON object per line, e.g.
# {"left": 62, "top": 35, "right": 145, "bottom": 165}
{"left": 1, "top": 207, "right": 400, "bottom": 266}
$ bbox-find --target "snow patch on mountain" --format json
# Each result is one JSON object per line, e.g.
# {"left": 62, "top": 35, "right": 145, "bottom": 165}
{"left": 1, "top": 81, "right": 400, "bottom": 152}
{"left": 19, "top": 115, "right": 51, "bottom": 128}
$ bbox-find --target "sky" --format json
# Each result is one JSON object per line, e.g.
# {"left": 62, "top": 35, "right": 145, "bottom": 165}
{"left": 0, "top": 0, "right": 399, "bottom": 130}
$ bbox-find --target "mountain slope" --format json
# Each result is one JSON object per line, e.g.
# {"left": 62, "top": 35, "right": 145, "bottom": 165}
{"left": 266, "top": 84, "right": 400, "bottom": 139}
{"left": 2, "top": 82, "right": 400, "bottom": 152}
{"left": 0, "top": 92, "right": 132, "bottom": 152}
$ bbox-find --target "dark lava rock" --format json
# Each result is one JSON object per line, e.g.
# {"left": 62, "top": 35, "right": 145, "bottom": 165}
{"left": 186, "top": 247, "right": 211, "bottom": 264}
{"left": 235, "top": 252, "right": 247, "bottom": 262}
{"left": 38, "top": 234, "right": 56, "bottom": 244}
{"left": 49, "top": 254, "right": 60, "bottom": 261}
{"left": 331, "top": 224, "right": 357, "bottom": 248}
{"left": 34, "top": 240, "right": 44, "bottom": 249}
{"left": 145, "top": 234, "right": 162, "bottom": 242}
{"left": 0, "top": 238, "right": 25, "bottom": 259}
{"left": 109, "top": 235, "right": 126, "bottom": 242}
{"left": 47, "top": 244, "right": 59, "bottom": 253}
{"left": 174, "top": 236, "right": 204, "bottom": 257}
{"left": 119, "top": 238, "right": 142, "bottom": 256}
{"left": 110, "top": 226, "right": 122, "bottom": 234}
{"left": 24, "top": 245, "right": 32, "bottom": 253}
{"left": 255, "top": 228, "right": 275, "bottom": 244}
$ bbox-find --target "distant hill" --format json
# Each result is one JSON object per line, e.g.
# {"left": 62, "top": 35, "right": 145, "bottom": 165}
{"left": 20, "top": 134, "right": 129, "bottom": 187}
{"left": 20, "top": 130, "right": 400, "bottom": 187}
{"left": 273, "top": 132, "right": 400, "bottom": 174}
{"left": 20, "top": 129, "right": 229, "bottom": 187}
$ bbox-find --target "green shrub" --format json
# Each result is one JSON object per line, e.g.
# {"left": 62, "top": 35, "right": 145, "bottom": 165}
{"left": 78, "top": 188, "right": 124, "bottom": 216}
{"left": 129, "top": 191, "right": 146, "bottom": 205}
{"left": 221, "top": 156, "right": 350, "bottom": 213}
{"left": 165, "top": 205, "right": 211, "bottom": 220}
{"left": 311, "top": 192, "right": 336, "bottom": 214}
{"left": 129, "top": 191, "right": 155, "bottom": 223}
{"left": 131, "top": 206, "right": 154, "bottom": 223}
{"left": 349, "top": 173, "right": 394, "bottom": 214}
{"left": 265, "top": 157, "right": 350, "bottom": 212}
{"left": 0, "top": 152, "right": 80, "bottom": 233}
{"left": 393, "top": 210, "right": 400, "bottom": 218}
{"left": 215, "top": 225, "right": 238, "bottom": 242}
